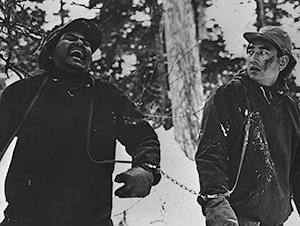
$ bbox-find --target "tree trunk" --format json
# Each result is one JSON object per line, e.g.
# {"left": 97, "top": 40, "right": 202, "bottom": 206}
{"left": 255, "top": 0, "right": 266, "bottom": 28}
{"left": 162, "top": 0, "right": 205, "bottom": 160}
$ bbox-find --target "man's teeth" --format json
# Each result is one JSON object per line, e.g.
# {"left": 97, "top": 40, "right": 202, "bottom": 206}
{"left": 70, "top": 49, "right": 83, "bottom": 58}
{"left": 250, "top": 66, "right": 260, "bottom": 71}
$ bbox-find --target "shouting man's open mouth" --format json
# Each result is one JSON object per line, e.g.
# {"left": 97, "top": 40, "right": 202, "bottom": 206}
{"left": 69, "top": 46, "right": 86, "bottom": 65}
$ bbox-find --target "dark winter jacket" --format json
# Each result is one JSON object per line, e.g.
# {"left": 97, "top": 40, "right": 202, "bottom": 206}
{"left": 196, "top": 70, "right": 300, "bottom": 226}
{"left": 0, "top": 69, "right": 160, "bottom": 225}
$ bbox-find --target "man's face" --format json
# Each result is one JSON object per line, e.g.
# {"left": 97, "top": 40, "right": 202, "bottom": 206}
{"left": 246, "top": 39, "right": 285, "bottom": 86}
{"left": 52, "top": 31, "right": 92, "bottom": 73}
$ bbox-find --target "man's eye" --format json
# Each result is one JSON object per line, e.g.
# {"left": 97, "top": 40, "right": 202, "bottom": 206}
{"left": 247, "top": 50, "right": 254, "bottom": 55}
{"left": 261, "top": 50, "right": 268, "bottom": 55}
{"left": 83, "top": 41, "right": 91, "bottom": 47}
{"left": 65, "top": 36, "right": 76, "bottom": 41}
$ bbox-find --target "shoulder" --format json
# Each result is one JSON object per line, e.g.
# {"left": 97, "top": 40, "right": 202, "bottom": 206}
{"left": 209, "top": 75, "right": 246, "bottom": 102}
{"left": 94, "top": 77, "right": 133, "bottom": 100}
{"left": 93, "top": 77, "right": 125, "bottom": 102}
{"left": 285, "top": 94, "right": 300, "bottom": 115}
{"left": 285, "top": 93, "right": 298, "bottom": 106}
{"left": 205, "top": 73, "right": 250, "bottom": 117}
{"left": 3, "top": 74, "right": 47, "bottom": 96}
{"left": 0, "top": 74, "right": 48, "bottom": 109}
{"left": 94, "top": 78, "right": 119, "bottom": 92}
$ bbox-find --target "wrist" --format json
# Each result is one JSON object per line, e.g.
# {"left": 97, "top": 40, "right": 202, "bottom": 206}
{"left": 140, "top": 163, "right": 161, "bottom": 186}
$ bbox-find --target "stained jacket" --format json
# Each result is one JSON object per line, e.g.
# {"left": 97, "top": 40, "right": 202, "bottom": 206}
{"left": 196, "top": 70, "right": 300, "bottom": 226}
{"left": 0, "top": 68, "right": 160, "bottom": 225}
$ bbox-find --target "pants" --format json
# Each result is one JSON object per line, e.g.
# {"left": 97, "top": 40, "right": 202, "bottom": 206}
{"left": 238, "top": 217, "right": 283, "bottom": 226}
{"left": 0, "top": 205, "right": 114, "bottom": 226}
{"left": 0, "top": 216, "right": 113, "bottom": 226}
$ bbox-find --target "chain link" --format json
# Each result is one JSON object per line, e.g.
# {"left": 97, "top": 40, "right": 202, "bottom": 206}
{"left": 157, "top": 168, "right": 200, "bottom": 196}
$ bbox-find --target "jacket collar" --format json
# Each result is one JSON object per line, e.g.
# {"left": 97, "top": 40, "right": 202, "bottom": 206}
{"left": 48, "top": 68, "right": 91, "bottom": 84}
{"left": 234, "top": 69, "right": 289, "bottom": 105}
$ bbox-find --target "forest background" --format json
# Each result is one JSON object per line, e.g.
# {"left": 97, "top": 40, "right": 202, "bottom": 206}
{"left": 1, "top": 0, "right": 300, "bottom": 225}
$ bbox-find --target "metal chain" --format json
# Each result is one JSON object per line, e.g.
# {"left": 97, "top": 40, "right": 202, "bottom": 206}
{"left": 157, "top": 168, "right": 200, "bottom": 197}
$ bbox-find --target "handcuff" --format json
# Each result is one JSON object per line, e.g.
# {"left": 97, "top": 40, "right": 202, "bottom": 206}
{"left": 140, "top": 162, "right": 161, "bottom": 186}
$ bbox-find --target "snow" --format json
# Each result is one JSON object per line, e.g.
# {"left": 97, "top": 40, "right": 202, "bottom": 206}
{"left": 111, "top": 127, "right": 204, "bottom": 225}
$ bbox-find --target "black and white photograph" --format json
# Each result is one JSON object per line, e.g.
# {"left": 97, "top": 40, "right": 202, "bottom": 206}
{"left": 1, "top": 0, "right": 300, "bottom": 225}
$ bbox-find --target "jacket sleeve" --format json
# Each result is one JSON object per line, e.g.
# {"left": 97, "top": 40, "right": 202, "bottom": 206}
{"left": 0, "top": 81, "right": 27, "bottom": 162}
{"left": 287, "top": 99, "right": 300, "bottom": 215}
{"left": 112, "top": 85, "right": 161, "bottom": 185}
{"left": 195, "top": 87, "right": 234, "bottom": 207}
{"left": 0, "top": 91, "right": 11, "bottom": 161}
{"left": 291, "top": 145, "right": 300, "bottom": 215}
{"left": 0, "top": 76, "right": 46, "bottom": 162}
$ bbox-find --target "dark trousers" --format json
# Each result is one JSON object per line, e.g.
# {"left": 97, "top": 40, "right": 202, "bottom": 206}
{"left": 0, "top": 205, "right": 113, "bottom": 226}
{"left": 239, "top": 217, "right": 283, "bottom": 226}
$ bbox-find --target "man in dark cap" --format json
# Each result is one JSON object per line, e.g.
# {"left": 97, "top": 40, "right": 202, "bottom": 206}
{"left": 0, "top": 18, "right": 161, "bottom": 225}
{"left": 195, "top": 26, "right": 300, "bottom": 225}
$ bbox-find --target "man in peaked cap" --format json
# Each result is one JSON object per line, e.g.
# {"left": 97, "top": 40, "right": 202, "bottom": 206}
{"left": 37, "top": 18, "right": 102, "bottom": 71}
{"left": 243, "top": 26, "right": 297, "bottom": 81}
{"left": 0, "top": 18, "right": 161, "bottom": 225}
{"left": 195, "top": 26, "right": 300, "bottom": 225}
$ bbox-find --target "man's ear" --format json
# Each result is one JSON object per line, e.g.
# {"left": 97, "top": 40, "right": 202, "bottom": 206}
{"left": 48, "top": 47, "right": 55, "bottom": 59}
{"left": 38, "top": 46, "right": 54, "bottom": 69}
{"left": 279, "top": 55, "right": 290, "bottom": 72}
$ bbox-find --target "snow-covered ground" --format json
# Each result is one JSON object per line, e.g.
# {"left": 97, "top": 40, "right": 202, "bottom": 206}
{"left": 1, "top": 127, "right": 299, "bottom": 225}
{"left": 111, "top": 127, "right": 204, "bottom": 225}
